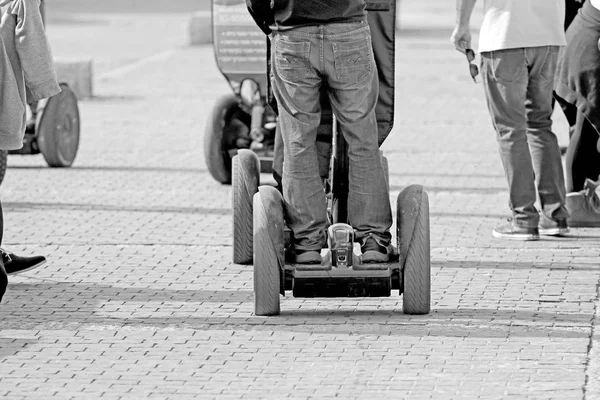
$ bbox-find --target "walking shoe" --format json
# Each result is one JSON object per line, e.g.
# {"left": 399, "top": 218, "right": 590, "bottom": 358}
{"left": 361, "top": 237, "right": 390, "bottom": 263}
{"left": 1, "top": 249, "right": 46, "bottom": 276}
{"left": 566, "top": 177, "right": 600, "bottom": 227}
{"left": 294, "top": 249, "right": 322, "bottom": 265}
{"left": 492, "top": 220, "right": 539, "bottom": 241}
{"left": 538, "top": 214, "right": 569, "bottom": 236}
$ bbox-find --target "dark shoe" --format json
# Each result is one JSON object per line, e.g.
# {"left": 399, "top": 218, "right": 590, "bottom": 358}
{"left": 566, "top": 177, "right": 600, "bottom": 227}
{"left": 492, "top": 220, "right": 539, "bottom": 241}
{"left": 538, "top": 214, "right": 569, "bottom": 236}
{"left": 361, "top": 237, "right": 390, "bottom": 263}
{"left": 294, "top": 249, "right": 321, "bottom": 265}
{"left": 1, "top": 249, "right": 46, "bottom": 276}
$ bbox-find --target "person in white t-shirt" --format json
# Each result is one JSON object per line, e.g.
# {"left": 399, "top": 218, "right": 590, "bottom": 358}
{"left": 451, "top": 0, "right": 570, "bottom": 241}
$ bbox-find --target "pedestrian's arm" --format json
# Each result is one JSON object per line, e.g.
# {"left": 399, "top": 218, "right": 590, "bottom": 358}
{"left": 246, "top": 0, "right": 274, "bottom": 35}
{"left": 11, "top": 0, "right": 60, "bottom": 101}
{"left": 451, "top": 0, "right": 477, "bottom": 54}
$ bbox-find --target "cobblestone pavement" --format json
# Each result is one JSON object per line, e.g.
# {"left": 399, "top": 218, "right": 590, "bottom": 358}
{"left": 1, "top": 1, "right": 599, "bottom": 399}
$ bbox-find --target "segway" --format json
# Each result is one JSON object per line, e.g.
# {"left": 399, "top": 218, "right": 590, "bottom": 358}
{"left": 232, "top": 1, "right": 431, "bottom": 315}
{"left": 253, "top": 137, "right": 431, "bottom": 316}
{"left": 204, "top": 0, "right": 276, "bottom": 185}
{"left": 0, "top": 83, "right": 80, "bottom": 186}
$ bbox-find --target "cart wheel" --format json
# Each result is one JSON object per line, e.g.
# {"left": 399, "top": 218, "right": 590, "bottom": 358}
{"left": 232, "top": 149, "right": 260, "bottom": 264}
{"left": 397, "top": 185, "right": 431, "bottom": 315}
{"left": 204, "top": 94, "right": 250, "bottom": 184}
{"left": 253, "top": 186, "right": 284, "bottom": 316}
{"left": 37, "top": 83, "right": 80, "bottom": 167}
{"left": 0, "top": 150, "right": 7, "bottom": 185}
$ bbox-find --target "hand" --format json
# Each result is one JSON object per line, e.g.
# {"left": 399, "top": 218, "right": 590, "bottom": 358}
{"left": 451, "top": 25, "right": 472, "bottom": 54}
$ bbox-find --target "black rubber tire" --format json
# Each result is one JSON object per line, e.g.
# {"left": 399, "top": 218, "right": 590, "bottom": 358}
{"left": 37, "top": 83, "right": 80, "bottom": 167}
{"left": 402, "top": 191, "right": 431, "bottom": 315}
{"left": 204, "top": 94, "right": 249, "bottom": 185}
{"left": 0, "top": 150, "right": 7, "bottom": 186}
{"left": 232, "top": 149, "right": 260, "bottom": 264}
{"left": 253, "top": 186, "right": 283, "bottom": 316}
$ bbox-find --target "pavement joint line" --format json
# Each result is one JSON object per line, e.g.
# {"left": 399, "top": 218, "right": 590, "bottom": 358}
{"left": 0, "top": 322, "right": 592, "bottom": 334}
{"left": 436, "top": 246, "right": 593, "bottom": 252}
{"left": 584, "top": 277, "right": 600, "bottom": 400}
{"left": 1, "top": 243, "right": 233, "bottom": 247}
{"left": 97, "top": 49, "right": 177, "bottom": 81}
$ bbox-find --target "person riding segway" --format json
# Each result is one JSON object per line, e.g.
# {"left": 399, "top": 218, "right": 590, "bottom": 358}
{"left": 248, "top": 0, "right": 393, "bottom": 264}
{"left": 239, "top": 0, "right": 430, "bottom": 315}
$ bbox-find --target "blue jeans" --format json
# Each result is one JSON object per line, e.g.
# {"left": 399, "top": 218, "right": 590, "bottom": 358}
{"left": 271, "top": 21, "right": 392, "bottom": 251}
{"left": 481, "top": 46, "right": 569, "bottom": 227}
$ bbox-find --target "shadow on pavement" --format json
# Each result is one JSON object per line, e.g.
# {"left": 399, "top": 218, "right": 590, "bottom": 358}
{"left": 389, "top": 184, "right": 506, "bottom": 194}
{"left": 1, "top": 268, "right": 594, "bottom": 348}
{"left": 0, "top": 339, "right": 38, "bottom": 360}
{"left": 3, "top": 202, "right": 230, "bottom": 216}
{"left": 8, "top": 165, "right": 206, "bottom": 174}
{"left": 434, "top": 258, "right": 600, "bottom": 270}
{"left": 388, "top": 171, "right": 506, "bottom": 179}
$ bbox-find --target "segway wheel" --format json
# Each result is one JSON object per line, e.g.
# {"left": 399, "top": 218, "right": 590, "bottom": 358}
{"left": 0, "top": 150, "right": 7, "bottom": 185}
{"left": 253, "top": 186, "right": 284, "bottom": 316}
{"left": 204, "top": 94, "right": 250, "bottom": 185}
{"left": 398, "top": 186, "right": 431, "bottom": 315}
{"left": 37, "top": 83, "right": 80, "bottom": 167}
{"left": 232, "top": 149, "right": 260, "bottom": 264}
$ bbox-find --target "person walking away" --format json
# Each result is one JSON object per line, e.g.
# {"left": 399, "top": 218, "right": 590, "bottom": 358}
{"left": 554, "top": 0, "right": 600, "bottom": 227}
{"left": 0, "top": 0, "right": 60, "bottom": 301}
{"left": 451, "top": 0, "right": 570, "bottom": 240}
{"left": 246, "top": 0, "right": 393, "bottom": 263}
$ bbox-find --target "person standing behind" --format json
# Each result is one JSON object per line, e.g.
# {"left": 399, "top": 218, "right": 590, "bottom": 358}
{"left": 246, "top": 0, "right": 393, "bottom": 263}
{"left": 451, "top": 0, "right": 570, "bottom": 240}
{"left": 554, "top": 0, "right": 600, "bottom": 227}
{"left": 0, "top": 0, "right": 58, "bottom": 302}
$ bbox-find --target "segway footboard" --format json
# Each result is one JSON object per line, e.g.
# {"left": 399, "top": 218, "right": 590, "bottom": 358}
{"left": 285, "top": 262, "right": 401, "bottom": 298}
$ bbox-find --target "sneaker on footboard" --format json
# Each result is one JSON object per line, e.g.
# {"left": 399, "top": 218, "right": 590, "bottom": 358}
{"left": 294, "top": 249, "right": 322, "bottom": 265}
{"left": 360, "top": 237, "right": 390, "bottom": 263}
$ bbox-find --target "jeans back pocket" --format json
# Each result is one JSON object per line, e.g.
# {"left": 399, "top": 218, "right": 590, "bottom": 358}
{"left": 332, "top": 37, "right": 372, "bottom": 85}
{"left": 487, "top": 49, "right": 526, "bottom": 85}
{"left": 274, "top": 38, "right": 312, "bottom": 85}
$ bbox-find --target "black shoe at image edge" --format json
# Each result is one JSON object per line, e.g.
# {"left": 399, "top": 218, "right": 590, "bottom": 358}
{"left": 1, "top": 249, "right": 47, "bottom": 276}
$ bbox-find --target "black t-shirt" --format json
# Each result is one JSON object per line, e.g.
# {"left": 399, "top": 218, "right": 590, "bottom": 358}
{"left": 273, "top": 0, "right": 366, "bottom": 27}
{"left": 247, "top": 0, "right": 366, "bottom": 34}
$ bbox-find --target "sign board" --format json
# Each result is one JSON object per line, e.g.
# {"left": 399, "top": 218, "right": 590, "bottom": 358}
{"left": 213, "top": 0, "right": 267, "bottom": 75}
